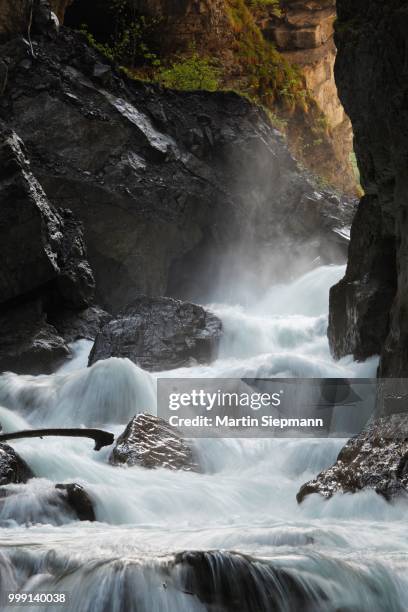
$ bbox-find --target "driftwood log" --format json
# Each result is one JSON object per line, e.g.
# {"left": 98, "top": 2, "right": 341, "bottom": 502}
{"left": 0, "top": 429, "right": 114, "bottom": 451}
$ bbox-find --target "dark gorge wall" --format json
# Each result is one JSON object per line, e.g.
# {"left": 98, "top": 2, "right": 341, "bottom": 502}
{"left": 328, "top": 0, "right": 408, "bottom": 376}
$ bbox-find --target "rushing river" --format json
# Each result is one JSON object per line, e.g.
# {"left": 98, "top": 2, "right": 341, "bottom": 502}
{"left": 0, "top": 264, "right": 406, "bottom": 611}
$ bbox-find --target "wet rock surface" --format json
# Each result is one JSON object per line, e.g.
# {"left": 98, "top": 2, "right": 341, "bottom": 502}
{"left": 0, "top": 444, "right": 33, "bottom": 485}
{"left": 109, "top": 413, "right": 200, "bottom": 472}
{"left": 55, "top": 483, "right": 95, "bottom": 522}
{"left": 89, "top": 297, "right": 222, "bottom": 371}
{"left": 328, "top": 0, "right": 408, "bottom": 376}
{"left": 0, "top": 121, "right": 63, "bottom": 305}
{"left": 0, "top": 26, "right": 353, "bottom": 311}
{"left": 170, "top": 550, "right": 327, "bottom": 611}
{"left": 0, "top": 106, "right": 95, "bottom": 373}
{"left": 297, "top": 414, "right": 408, "bottom": 503}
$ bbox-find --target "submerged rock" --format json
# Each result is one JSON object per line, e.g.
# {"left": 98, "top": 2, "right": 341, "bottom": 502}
{"left": 170, "top": 550, "right": 326, "bottom": 611}
{"left": 0, "top": 443, "right": 33, "bottom": 485}
{"left": 109, "top": 413, "right": 200, "bottom": 472}
{"left": 0, "top": 481, "right": 95, "bottom": 524}
{"left": 55, "top": 483, "right": 95, "bottom": 522}
{"left": 89, "top": 297, "right": 222, "bottom": 371}
{"left": 297, "top": 414, "right": 408, "bottom": 503}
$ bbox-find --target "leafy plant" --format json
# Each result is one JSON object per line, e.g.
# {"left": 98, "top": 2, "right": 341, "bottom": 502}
{"left": 157, "top": 52, "right": 221, "bottom": 91}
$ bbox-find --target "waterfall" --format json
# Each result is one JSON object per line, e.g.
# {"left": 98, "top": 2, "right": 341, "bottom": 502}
{"left": 1, "top": 264, "right": 404, "bottom": 612}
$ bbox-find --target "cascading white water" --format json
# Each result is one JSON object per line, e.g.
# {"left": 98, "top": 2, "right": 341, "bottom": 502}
{"left": 1, "top": 264, "right": 406, "bottom": 612}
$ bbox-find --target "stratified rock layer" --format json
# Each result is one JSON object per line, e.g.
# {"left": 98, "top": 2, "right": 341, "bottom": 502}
{"left": 328, "top": 0, "right": 408, "bottom": 376}
{"left": 297, "top": 414, "right": 408, "bottom": 503}
{"left": 89, "top": 297, "right": 221, "bottom": 371}
{"left": 256, "top": 0, "right": 355, "bottom": 193}
{"left": 110, "top": 413, "right": 200, "bottom": 472}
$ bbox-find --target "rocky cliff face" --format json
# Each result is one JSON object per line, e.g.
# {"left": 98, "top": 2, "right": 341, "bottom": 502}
{"left": 297, "top": 0, "right": 408, "bottom": 504}
{"left": 0, "top": 0, "right": 72, "bottom": 41}
{"left": 0, "top": 117, "right": 95, "bottom": 373}
{"left": 0, "top": 20, "right": 353, "bottom": 313}
{"left": 63, "top": 0, "right": 356, "bottom": 194}
{"left": 328, "top": 0, "right": 408, "bottom": 377}
{"left": 133, "top": 0, "right": 232, "bottom": 54}
{"left": 256, "top": 0, "right": 354, "bottom": 194}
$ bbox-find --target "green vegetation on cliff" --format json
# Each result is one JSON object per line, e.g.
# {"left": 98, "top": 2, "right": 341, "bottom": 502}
{"left": 156, "top": 52, "right": 221, "bottom": 91}
{"left": 72, "top": 0, "right": 353, "bottom": 194}
{"left": 225, "top": 0, "right": 307, "bottom": 109}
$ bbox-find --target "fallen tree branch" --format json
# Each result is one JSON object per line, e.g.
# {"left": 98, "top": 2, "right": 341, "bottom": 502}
{"left": 0, "top": 428, "right": 114, "bottom": 451}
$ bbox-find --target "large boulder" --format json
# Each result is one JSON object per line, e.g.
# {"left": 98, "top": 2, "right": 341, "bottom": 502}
{"left": 0, "top": 27, "right": 354, "bottom": 311}
{"left": 89, "top": 297, "right": 222, "bottom": 371}
{"left": 109, "top": 413, "right": 200, "bottom": 472}
{"left": 0, "top": 443, "right": 33, "bottom": 485}
{"left": 297, "top": 414, "right": 408, "bottom": 504}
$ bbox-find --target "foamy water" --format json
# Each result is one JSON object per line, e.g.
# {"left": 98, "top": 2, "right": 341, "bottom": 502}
{"left": 1, "top": 265, "right": 404, "bottom": 612}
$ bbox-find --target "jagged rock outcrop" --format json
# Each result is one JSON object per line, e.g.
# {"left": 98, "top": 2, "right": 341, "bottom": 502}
{"left": 0, "top": 119, "right": 95, "bottom": 373}
{"left": 297, "top": 414, "right": 408, "bottom": 503}
{"left": 55, "top": 483, "right": 95, "bottom": 521}
{"left": 0, "top": 25, "right": 353, "bottom": 310}
{"left": 89, "top": 297, "right": 221, "bottom": 371}
{"left": 0, "top": 444, "right": 33, "bottom": 485}
{"left": 109, "top": 413, "right": 200, "bottom": 471}
{"left": 0, "top": 122, "right": 62, "bottom": 304}
{"left": 328, "top": 0, "right": 408, "bottom": 376}
{"left": 0, "top": 121, "right": 94, "bottom": 311}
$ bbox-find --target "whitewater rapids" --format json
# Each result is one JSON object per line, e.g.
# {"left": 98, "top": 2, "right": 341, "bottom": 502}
{"left": 0, "top": 265, "right": 406, "bottom": 612}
